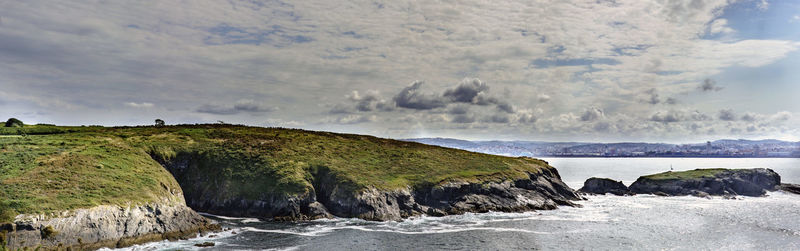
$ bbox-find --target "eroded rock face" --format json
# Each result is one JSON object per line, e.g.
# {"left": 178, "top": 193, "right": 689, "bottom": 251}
{"left": 578, "top": 178, "right": 632, "bottom": 196}
{"left": 629, "top": 168, "right": 781, "bottom": 197}
{"left": 780, "top": 183, "right": 800, "bottom": 195}
{"left": 3, "top": 202, "right": 218, "bottom": 250}
{"left": 157, "top": 153, "right": 581, "bottom": 221}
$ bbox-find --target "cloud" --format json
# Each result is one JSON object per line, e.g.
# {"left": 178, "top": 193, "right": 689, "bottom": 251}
{"left": 451, "top": 114, "right": 475, "bottom": 124}
{"left": 390, "top": 78, "right": 514, "bottom": 113}
{"left": 718, "top": 109, "right": 737, "bottom": 121}
{"left": 2, "top": 1, "right": 799, "bottom": 141}
{"left": 651, "top": 110, "right": 683, "bottom": 123}
{"left": 690, "top": 110, "right": 712, "bottom": 121}
{"left": 346, "top": 90, "right": 393, "bottom": 112}
{"left": 537, "top": 94, "right": 551, "bottom": 103}
{"left": 335, "top": 114, "right": 376, "bottom": 124}
{"left": 641, "top": 88, "right": 660, "bottom": 105}
{"left": 196, "top": 99, "right": 276, "bottom": 115}
{"left": 443, "top": 78, "right": 490, "bottom": 103}
{"left": 486, "top": 114, "right": 511, "bottom": 123}
{"left": 699, "top": 78, "right": 723, "bottom": 92}
{"left": 741, "top": 112, "right": 758, "bottom": 122}
{"left": 393, "top": 81, "right": 447, "bottom": 110}
{"left": 447, "top": 105, "right": 470, "bottom": 115}
{"left": 757, "top": 0, "right": 769, "bottom": 11}
{"left": 708, "top": 18, "right": 734, "bottom": 35}
{"left": 580, "top": 107, "right": 605, "bottom": 122}
{"left": 124, "top": 102, "right": 154, "bottom": 108}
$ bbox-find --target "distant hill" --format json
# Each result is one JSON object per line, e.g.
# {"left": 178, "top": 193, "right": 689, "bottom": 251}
{"left": 404, "top": 138, "right": 800, "bottom": 158}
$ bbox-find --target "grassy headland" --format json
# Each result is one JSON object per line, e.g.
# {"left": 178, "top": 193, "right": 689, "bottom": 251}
{"left": 0, "top": 124, "right": 552, "bottom": 223}
{"left": 639, "top": 168, "right": 728, "bottom": 180}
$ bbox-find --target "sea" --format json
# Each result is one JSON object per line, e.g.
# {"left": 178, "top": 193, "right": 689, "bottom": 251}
{"left": 108, "top": 158, "right": 800, "bottom": 250}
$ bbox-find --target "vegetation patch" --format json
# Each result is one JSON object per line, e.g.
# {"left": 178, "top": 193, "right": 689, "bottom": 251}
{"left": 640, "top": 168, "right": 728, "bottom": 180}
{"left": 1, "top": 123, "right": 551, "bottom": 222}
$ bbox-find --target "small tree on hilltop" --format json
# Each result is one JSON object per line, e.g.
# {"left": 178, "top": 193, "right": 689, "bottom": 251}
{"left": 155, "top": 119, "right": 165, "bottom": 127}
{"left": 4, "top": 118, "right": 23, "bottom": 127}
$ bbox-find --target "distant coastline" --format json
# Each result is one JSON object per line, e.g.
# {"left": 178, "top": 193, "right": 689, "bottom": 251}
{"left": 537, "top": 155, "right": 800, "bottom": 158}
{"left": 405, "top": 138, "right": 800, "bottom": 159}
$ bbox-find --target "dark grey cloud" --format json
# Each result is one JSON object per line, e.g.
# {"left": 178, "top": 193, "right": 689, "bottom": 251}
{"left": 665, "top": 97, "right": 678, "bottom": 105}
{"left": 391, "top": 79, "right": 514, "bottom": 113}
{"left": 699, "top": 78, "right": 723, "bottom": 92}
{"left": 329, "top": 104, "right": 352, "bottom": 114}
{"left": 718, "top": 109, "right": 736, "bottom": 121}
{"left": 196, "top": 99, "right": 276, "bottom": 115}
{"left": 349, "top": 91, "right": 392, "bottom": 112}
{"left": 593, "top": 121, "right": 613, "bottom": 132}
{"left": 451, "top": 114, "right": 475, "bottom": 123}
{"left": 495, "top": 102, "right": 515, "bottom": 113}
{"left": 393, "top": 81, "right": 447, "bottom": 110}
{"left": 580, "top": 107, "right": 604, "bottom": 121}
{"left": 447, "top": 105, "right": 470, "bottom": 115}
{"left": 443, "top": 78, "right": 489, "bottom": 103}
{"left": 517, "top": 112, "right": 538, "bottom": 123}
{"left": 487, "top": 114, "right": 511, "bottom": 123}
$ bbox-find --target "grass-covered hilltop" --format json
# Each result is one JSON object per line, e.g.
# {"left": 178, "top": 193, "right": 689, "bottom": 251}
{"left": 1, "top": 119, "right": 579, "bottom": 249}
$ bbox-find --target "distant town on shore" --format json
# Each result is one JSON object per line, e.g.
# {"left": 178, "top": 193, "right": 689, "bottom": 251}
{"left": 405, "top": 138, "right": 800, "bottom": 158}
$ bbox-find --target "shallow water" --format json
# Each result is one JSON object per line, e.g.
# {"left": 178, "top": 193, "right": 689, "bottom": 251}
{"left": 108, "top": 158, "right": 800, "bottom": 250}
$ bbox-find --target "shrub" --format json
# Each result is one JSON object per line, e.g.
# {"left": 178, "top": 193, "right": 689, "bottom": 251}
{"left": 4, "top": 118, "right": 22, "bottom": 127}
{"left": 40, "top": 226, "right": 57, "bottom": 239}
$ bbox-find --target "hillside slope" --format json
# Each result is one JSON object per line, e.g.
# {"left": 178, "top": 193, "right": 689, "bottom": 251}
{"left": 1, "top": 124, "right": 579, "bottom": 249}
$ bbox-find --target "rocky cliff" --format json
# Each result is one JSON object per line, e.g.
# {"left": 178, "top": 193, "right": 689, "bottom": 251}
{"left": 156, "top": 153, "right": 580, "bottom": 221}
{"left": 2, "top": 201, "right": 218, "bottom": 250}
{"left": 624, "top": 168, "right": 781, "bottom": 196}
{"left": 578, "top": 177, "right": 632, "bottom": 196}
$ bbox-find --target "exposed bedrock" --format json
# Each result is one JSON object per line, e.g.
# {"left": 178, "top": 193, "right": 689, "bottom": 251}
{"left": 156, "top": 153, "right": 581, "bottom": 221}
{"left": 628, "top": 168, "right": 781, "bottom": 197}
{"left": 578, "top": 177, "right": 632, "bottom": 196}
{"left": 3, "top": 202, "right": 218, "bottom": 251}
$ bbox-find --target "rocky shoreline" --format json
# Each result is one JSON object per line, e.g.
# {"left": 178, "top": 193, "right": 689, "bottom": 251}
{"left": 165, "top": 160, "right": 581, "bottom": 221}
{"left": 2, "top": 202, "right": 219, "bottom": 250}
{"left": 578, "top": 168, "right": 797, "bottom": 197}
{"left": 158, "top": 154, "right": 581, "bottom": 221}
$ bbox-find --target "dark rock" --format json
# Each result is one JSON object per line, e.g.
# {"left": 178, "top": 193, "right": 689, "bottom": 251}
{"left": 629, "top": 168, "right": 780, "bottom": 197}
{"left": 578, "top": 178, "right": 632, "bottom": 196}
{"left": 194, "top": 242, "right": 215, "bottom": 247}
{"left": 781, "top": 183, "right": 800, "bottom": 195}
{"left": 156, "top": 153, "right": 581, "bottom": 221}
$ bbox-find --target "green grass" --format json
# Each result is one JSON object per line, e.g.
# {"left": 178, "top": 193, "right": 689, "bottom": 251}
{"left": 640, "top": 168, "right": 728, "bottom": 180}
{"left": 0, "top": 124, "right": 553, "bottom": 222}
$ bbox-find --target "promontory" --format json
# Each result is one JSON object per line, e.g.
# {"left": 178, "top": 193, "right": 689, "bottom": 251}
{"left": 1, "top": 123, "right": 580, "bottom": 250}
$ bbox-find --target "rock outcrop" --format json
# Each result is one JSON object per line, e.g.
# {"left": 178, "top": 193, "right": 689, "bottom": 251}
{"left": 2, "top": 202, "right": 218, "bottom": 250}
{"left": 157, "top": 154, "right": 581, "bottom": 221}
{"left": 578, "top": 177, "right": 632, "bottom": 196}
{"left": 780, "top": 183, "right": 800, "bottom": 195}
{"left": 629, "top": 168, "right": 781, "bottom": 196}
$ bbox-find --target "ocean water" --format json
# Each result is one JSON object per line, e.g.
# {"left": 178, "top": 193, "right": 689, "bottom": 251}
{"left": 109, "top": 158, "right": 800, "bottom": 250}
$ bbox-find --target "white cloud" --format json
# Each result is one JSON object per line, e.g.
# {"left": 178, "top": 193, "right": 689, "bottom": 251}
{"left": 0, "top": 0, "right": 797, "bottom": 141}
{"left": 124, "top": 102, "right": 154, "bottom": 108}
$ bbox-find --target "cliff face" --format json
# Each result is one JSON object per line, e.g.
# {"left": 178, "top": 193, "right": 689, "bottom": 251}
{"left": 578, "top": 177, "right": 632, "bottom": 196}
{"left": 629, "top": 168, "right": 781, "bottom": 196}
{"left": 157, "top": 154, "right": 580, "bottom": 221}
{"left": 3, "top": 202, "right": 218, "bottom": 250}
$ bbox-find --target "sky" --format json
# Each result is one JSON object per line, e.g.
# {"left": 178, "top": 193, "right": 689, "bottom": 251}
{"left": 1, "top": 0, "right": 799, "bottom": 143}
